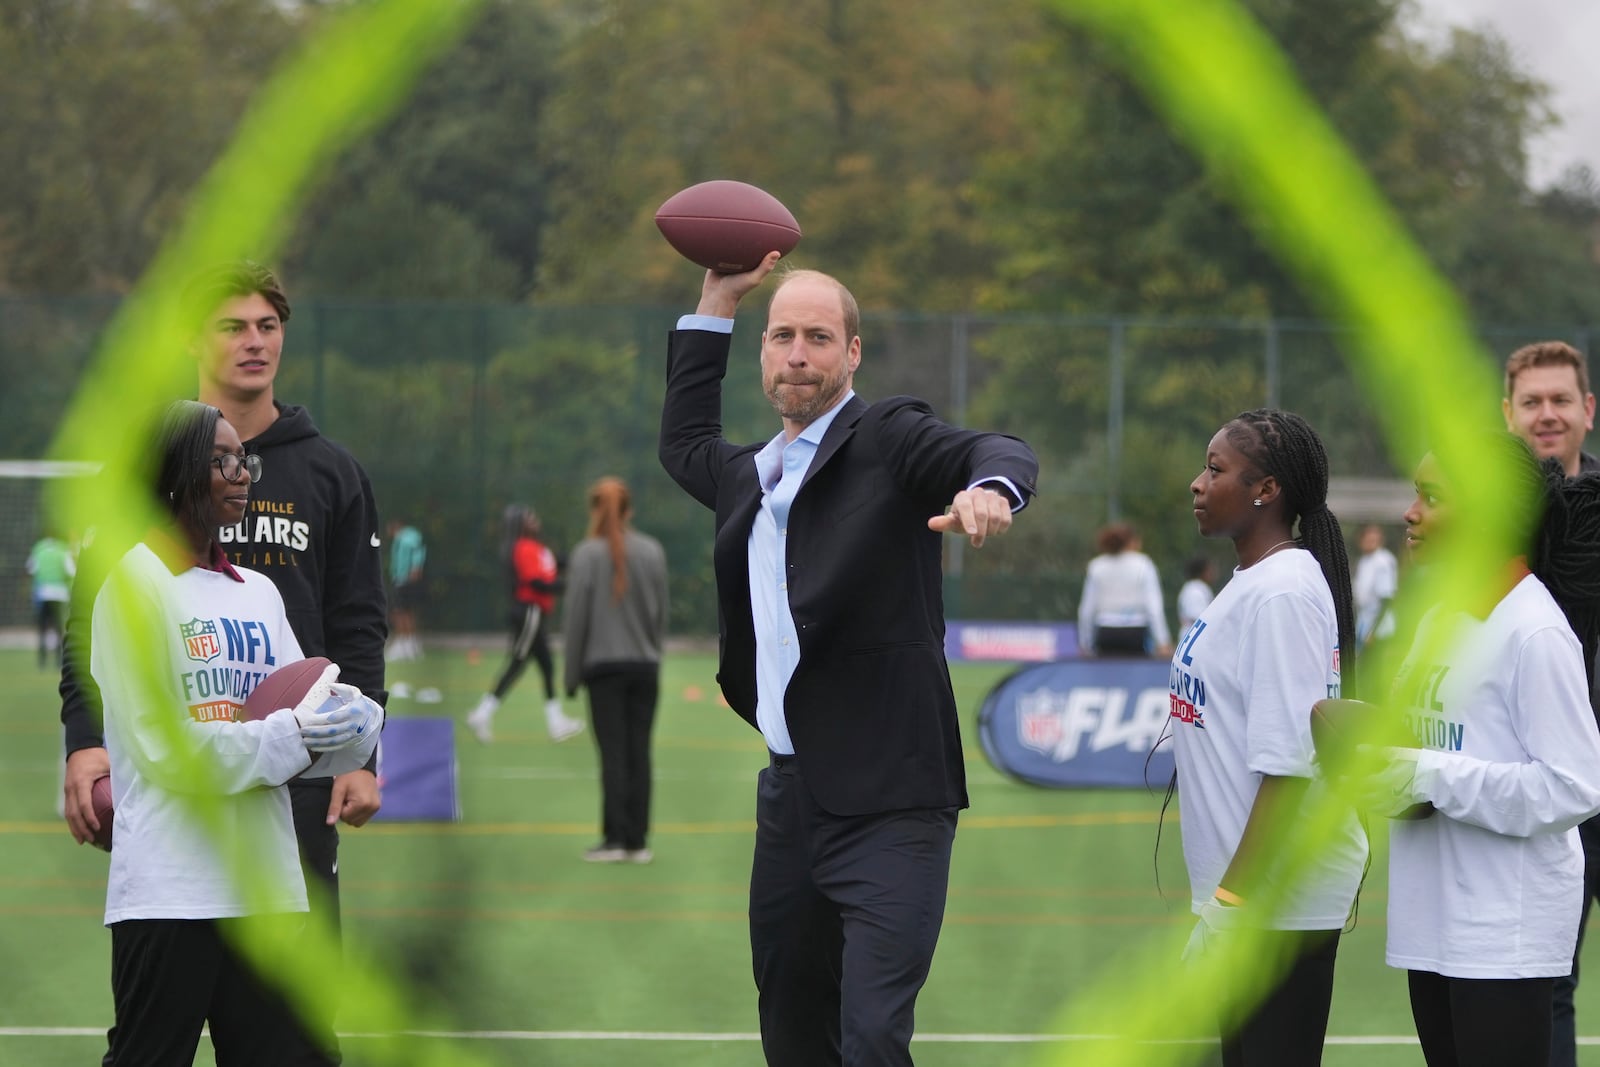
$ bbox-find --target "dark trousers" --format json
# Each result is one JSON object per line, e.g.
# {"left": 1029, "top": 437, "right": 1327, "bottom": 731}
{"left": 37, "top": 599, "right": 64, "bottom": 668}
{"left": 289, "top": 777, "right": 343, "bottom": 1063}
{"left": 492, "top": 605, "right": 555, "bottom": 702}
{"left": 1217, "top": 928, "right": 1341, "bottom": 1067}
{"left": 750, "top": 755, "right": 957, "bottom": 1067}
{"left": 1410, "top": 970, "right": 1554, "bottom": 1067}
{"left": 1552, "top": 816, "right": 1600, "bottom": 1067}
{"left": 1095, "top": 624, "right": 1150, "bottom": 656}
{"left": 104, "top": 917, "right": 334, "bottom": 1066}
{"left": 586, "top": 669, "right": 658, "bottom": 850}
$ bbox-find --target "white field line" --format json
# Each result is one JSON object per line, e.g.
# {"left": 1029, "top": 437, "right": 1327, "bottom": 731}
{"left": 15, "top": 1026, "right": 1551, "bottom": 1045}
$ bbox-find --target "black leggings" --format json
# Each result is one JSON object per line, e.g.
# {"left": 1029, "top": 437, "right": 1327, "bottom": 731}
{"left": 1218, "top": 928, "right": 1341, "bottom": 1066}
{"left": 1408, "top": 970, "right": 1554, "bottom": 1067}
{"left": 587, "top": 669, "right": 659, "bottom": 850}
{"left": 491, "top": 604, "right": 555, "bottom": 702}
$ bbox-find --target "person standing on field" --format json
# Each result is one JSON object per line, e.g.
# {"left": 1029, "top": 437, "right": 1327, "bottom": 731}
{"left": 1077, "top": 522, "right": 1172, "bottom": 658}
{"left": 1352, "top": 523, "right": 1398, "bottom": 648}
{"left": 1171, "top": 409, "right": 1365, "bottom": 1066}
{"left": 28, "top": 530, "right": 75, "bottom": 669}
{"left": 465, "top": 504, "right": 585, "bottom": 743}
{"left": 386, "top": 519, "right": 426, "bottom": 662}
{"left": 94, "top": 399, "right": 383, "bottom": 1067}
{"left": 1176, "top": 555, "right": 1216, "bottom": 639}
{"left": 659, "top": 250, "right": 1037, "bottom": 1067}
{"left": 1499, "top": 339, "right": 1600, "bottom": 1067}
{"left": 60, "top": 261, "right": 389, "bottom": 1066}
{"left": 1346, "top": 431, "right": 1600, "bottom": 1067}
{"left": 562, "top": 477, "right": 668, "bottom": 864}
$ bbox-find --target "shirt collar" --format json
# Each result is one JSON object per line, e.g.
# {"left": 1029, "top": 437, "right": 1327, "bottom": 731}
{"left": 145, "top": 525, "right": 245, "bottom": 582}
{"left": 754, "top": 390, "right": 855, "bottom": 489}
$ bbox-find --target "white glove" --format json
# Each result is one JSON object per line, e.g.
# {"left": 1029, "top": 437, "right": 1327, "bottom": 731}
{"left": 1340, "top": 746, "right": 1422, "bottom": 817}
{"left": 1182, "top": 895, "right": 1245, "bottom": 964}
{"left": 296, "top": 686, "right": 382, "bottom": 753}
{"left": 287, "top": 663, "right": 340, "bottom": 719}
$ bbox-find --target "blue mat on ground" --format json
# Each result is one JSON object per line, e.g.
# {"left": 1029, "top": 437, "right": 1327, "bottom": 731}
{"left": 373, "top": 717, "right": 460, "bottom": 821}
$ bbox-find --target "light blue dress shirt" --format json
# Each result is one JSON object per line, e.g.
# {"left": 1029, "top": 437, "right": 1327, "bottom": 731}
{"left": 746, "top": 394, "right": 856, "bottom": 755}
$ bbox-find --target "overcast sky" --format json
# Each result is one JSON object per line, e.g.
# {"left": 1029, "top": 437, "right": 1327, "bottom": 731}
{"left": 1402, "top": 0, "right": 1598, "bottom": 188}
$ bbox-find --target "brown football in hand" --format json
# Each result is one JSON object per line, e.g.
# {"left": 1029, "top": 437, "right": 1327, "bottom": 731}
{"left": 655, "top": 180, "right": 802, "bottom": 274}
{"left": 1310, "top": 697, "right": 1435, "bottom": 820}
{"left": 90, "top": 774, "right": 115, "bottom": 851}
{"left": 242, "top": 657, "right": 335, "bottom": 721}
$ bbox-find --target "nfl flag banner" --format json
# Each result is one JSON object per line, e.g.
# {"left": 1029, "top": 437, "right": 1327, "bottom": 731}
{"left": 977, "top": 659, "right": 1175, "bottom": 788}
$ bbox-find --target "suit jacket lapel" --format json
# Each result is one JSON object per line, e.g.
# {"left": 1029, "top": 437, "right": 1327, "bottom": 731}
{"left": 799, "top": 395, "right": 866, "bottom": 495}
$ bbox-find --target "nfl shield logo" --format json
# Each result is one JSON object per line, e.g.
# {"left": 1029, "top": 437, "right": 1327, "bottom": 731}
{"left": 180, "top": 618, "right": 221, "bottom": 663}
{"left": 1016, "top": 688, "right": 1065, "bottom": 754}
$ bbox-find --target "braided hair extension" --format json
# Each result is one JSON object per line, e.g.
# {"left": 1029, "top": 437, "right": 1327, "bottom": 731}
{"left": 1224, "top": 409, "right": 1358, "bottom": 674}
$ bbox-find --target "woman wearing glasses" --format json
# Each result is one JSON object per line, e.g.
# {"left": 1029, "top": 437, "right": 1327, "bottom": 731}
{"left": 92, "top": 400, "right": 381, "bottom": 1066}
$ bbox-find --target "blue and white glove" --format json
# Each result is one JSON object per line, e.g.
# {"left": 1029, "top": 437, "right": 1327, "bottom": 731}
{"left": 1182, "top": 895, "right": 1244, "bottom": 964}
{"left": 296, "top": 685, "right": 383, "bottom": 752}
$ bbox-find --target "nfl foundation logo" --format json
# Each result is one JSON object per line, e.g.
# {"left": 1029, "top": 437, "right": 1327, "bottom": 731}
{"left": 180, "top": 618, "right": 221, "bottom": 663}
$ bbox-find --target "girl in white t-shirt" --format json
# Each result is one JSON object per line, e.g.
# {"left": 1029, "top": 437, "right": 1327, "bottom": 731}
{"left": 92, "top": 401, "right": 380, "bottom": 1066}
{"left": 1170, "top": 409, "right": 1365, "bottom": 1066}
{"left": 1354, "top": 432, "right": 1600, "bottom": 1066}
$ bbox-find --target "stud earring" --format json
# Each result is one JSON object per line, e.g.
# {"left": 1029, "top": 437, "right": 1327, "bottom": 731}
{"left": 1253, "top": 499, "right": 1263, "bottom": 507}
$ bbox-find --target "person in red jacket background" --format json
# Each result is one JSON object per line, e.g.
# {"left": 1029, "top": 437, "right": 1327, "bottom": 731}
{"left": 466, "top": 505, "right": 584, "bottom": 743}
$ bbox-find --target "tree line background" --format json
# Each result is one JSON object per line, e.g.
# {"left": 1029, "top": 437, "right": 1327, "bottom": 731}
{"left": 2, "top": 0, "right": 1598, "bottom": 633}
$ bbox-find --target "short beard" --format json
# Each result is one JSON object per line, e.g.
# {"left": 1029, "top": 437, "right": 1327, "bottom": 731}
{"left": 765, "top": 371, "right": 848, "bottom": 426}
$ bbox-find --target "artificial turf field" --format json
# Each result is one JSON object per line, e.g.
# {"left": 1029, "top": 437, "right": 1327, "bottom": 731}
{"left": 3, "top": 643, "right": 1598, "bottom": 1066}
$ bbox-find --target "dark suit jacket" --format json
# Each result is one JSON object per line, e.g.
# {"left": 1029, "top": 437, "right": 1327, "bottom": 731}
{"left": 659, "top": 328, "right": 1039, "bottom": 816}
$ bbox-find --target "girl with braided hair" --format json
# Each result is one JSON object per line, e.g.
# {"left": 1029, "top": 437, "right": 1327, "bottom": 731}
{"left": 1168, "top": 408, "right": 1366, "bottom": 1065}
{"left": 1354, "top": 432, "right": 1600, "bottom": 1066}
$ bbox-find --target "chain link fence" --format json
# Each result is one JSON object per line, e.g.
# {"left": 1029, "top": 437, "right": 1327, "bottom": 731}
{"left": 2, "top": 295, "right": 1592, "bottom": 633}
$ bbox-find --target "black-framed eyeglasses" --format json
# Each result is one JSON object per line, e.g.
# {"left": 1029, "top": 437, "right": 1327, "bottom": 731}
{"left": 212, "top": 452, "right": 263, "bottom": 485}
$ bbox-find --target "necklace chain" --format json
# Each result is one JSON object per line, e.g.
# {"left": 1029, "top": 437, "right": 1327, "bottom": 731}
{"left": 1245, "top": 538, "right": 1297, "bottom": 568}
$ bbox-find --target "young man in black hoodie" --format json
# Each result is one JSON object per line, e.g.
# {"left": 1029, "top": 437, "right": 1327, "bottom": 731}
{"left": 60, "top": 261, "right": 388, "bottom": 1064}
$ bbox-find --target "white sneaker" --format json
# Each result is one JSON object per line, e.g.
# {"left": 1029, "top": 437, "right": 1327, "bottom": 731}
{"left": 545, "top": 699, "right": 584, "bottom": 743}
{"left": 465, "top": 694, "right": 498, "bottom": 744}
{"left": 583, "top": 845, "right": 627, "bottom": 863}
{"left": 626, "top": 848, "right": 653, "bottom": 865}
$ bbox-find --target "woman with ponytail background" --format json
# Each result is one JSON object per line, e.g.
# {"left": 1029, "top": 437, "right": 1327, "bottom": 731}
{"left": 562, "top": 477, "right": 669, "bottom": 864}
{"left": 1168, "top": 408, "right": 1367, "bottom": 1065}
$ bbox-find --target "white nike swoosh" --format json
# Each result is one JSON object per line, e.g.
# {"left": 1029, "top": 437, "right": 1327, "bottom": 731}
{"left": 370, "top": 534, "right": 381, "bottom": 547}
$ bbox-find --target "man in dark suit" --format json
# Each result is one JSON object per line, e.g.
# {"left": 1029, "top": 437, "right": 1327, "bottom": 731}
{"left": 659, "top": 252, "right": 1038, "bottom": 1067}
